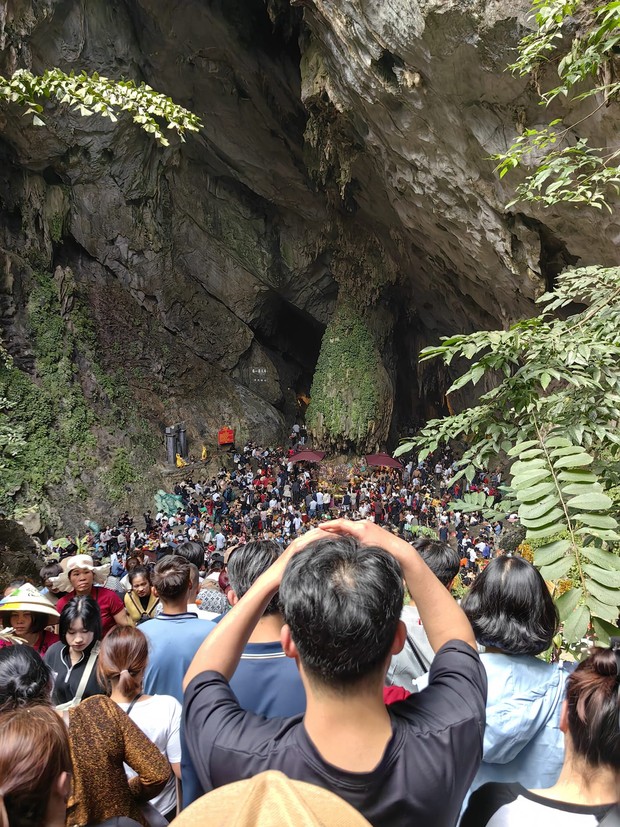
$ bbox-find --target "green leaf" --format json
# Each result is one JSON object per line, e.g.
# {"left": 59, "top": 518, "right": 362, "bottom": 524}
{"left": 393, "top": 442, "right": 414, "bottom": 458}
{"left": 555, "top": 586, "right": 582, "bottom": 621}
{"left": 562, "top": 482, "right": 604, "bottom": 495}
{"left": 511, "top": 459, "right": 548, "bottom": 474}
{"left": 539, "top": 554, "right": 573, "bottom": 579}
{"left": 520, "top": 507, "right": 565, "bottom": 529}
{"left": 586, "top": 595, "right": 620, "bottom": 624}
{"left": 554, "top": 453, "right": 594, "bottom": 468}
{"left": 534, "top": 538, "right": 571, "bottom": 566}
{"left": 516, "top": 481, "right": 557, "bottom": 502}
{"left": 562, "top": 604, "right": 590, "bottom": 645}
{"left": 544, "top": 436, "right": 572, "bottom": 449}
{"left": 572, "top": 513, "right": 618, "bottom": 529}
{"left": 557, "top": 470, "right": 598, "bottom": 483}
{"left": 566, "top": 492, "right": 613, "bottom": 511}
{"left": 587, "top": 578, "right": 620, "bottom": 606}
{"left": 512, "top": 468, "right": 551, "bottom": 488}
{"left": 549, "top": 445, "right": 585, "bottom": 457}
{"left": 583, "top": 564, "right": 620, "bottom": 588}
{"left": 591, "top": 616, "right": 620, "bottom": 646}
{"left": 518, "top": 494, "right": 560, "bottom": 520}
{"left": 508, "top": 440, "right": 540, "bottom": 456}
{"left": 517, "top": 448, "right": 544, "bottom": 459}
{"left": 582, "top": 547, "right": 620, "bottom": 570}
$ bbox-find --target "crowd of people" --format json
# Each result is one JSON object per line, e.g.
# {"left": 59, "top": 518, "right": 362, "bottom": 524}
{"left": 0, "top": 438, "right": 617, "bottom": 826}
{"left": 43, "top": 441, "right": 505, "bottom": 585}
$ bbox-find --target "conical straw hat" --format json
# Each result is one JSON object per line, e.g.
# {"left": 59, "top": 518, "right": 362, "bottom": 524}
{"left": 0, "top": 583, "right": 60, "bottom": 620}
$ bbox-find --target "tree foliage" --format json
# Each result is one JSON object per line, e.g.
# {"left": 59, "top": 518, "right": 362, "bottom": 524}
{"left": 493, "top": 0, "right": 620, "bottom": 209}
{"left": 397, "top": 265, "right": 620, "bottom": 473}
{"left": 396, "top": 265, "right": 620, "bottom": 647}
{"left": 0, "top": 69, "right": 202, "bottom": 145}
{"left": 510, "top": 431, "right": 619, "bottom": 646}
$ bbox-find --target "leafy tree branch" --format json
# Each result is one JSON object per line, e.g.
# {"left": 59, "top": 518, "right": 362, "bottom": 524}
{"left": 493, "top": 0, "right": 620, "bottom": 209}
{"left": 0, "top": 69, "right": 202, "bottom": 145}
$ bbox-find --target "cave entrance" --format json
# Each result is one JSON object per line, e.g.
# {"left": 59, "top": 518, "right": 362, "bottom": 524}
{"left": 252, "top": 292, "right": 325, "bottom": 420}
{"left": 390, "top": 307, "right": 451, "bottom": 443}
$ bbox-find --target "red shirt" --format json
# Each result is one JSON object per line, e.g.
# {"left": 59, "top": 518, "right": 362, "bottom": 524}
{"left": 55, "top": 586, "right": 124, "bottom": 637}
{"left": 383, "top": 685, "right": 412, "bottom": 704}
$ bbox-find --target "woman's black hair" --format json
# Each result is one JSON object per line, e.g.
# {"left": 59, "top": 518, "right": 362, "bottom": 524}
{"left": 128, "top": 566, "right": 151, "bottom": 585}
{"left": 59, "top": 595, "right": 102, "bottom": 645}
{"left": 566, "top": 647, "right": 620, "bottom": 768}
{"left": 39, "top": 563, "right": 62, "bottom": 582}
{"left": 0, "top": 645, "right": 52, "bottom": 712}
{"left": 1, "top": 611, "right": 48, "bottom": 635}
{"left": 462, "top": 555, "right": 558, "bottom": 655}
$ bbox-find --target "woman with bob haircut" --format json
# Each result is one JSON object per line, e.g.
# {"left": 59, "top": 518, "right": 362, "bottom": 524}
{"left": 98, "top": 626, "right": 182, "bottom": 821}
{"left": 0, "top": 643, "right": 170, "bottom": 827}
{"left": 44, "top": 595, "right": 105, "bottom": 705}
{"left": 462, "top": 554, "right": 570, "bottom": 799}
{"left": 461, "top": 645, "right": 619, "bottom": 825}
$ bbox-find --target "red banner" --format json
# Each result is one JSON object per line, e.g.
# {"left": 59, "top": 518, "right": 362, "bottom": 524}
{"left": 218, "top": 427, "right": 235, "bottom": 446}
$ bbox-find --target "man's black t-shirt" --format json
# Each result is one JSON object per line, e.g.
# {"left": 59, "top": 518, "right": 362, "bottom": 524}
{"left": 184, "top": 640, "right": 486, "bottom": 827}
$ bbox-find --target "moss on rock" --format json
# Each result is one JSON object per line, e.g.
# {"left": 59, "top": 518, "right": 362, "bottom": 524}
{"left": 306, "top": 303, "right": 392, "bottom": 452}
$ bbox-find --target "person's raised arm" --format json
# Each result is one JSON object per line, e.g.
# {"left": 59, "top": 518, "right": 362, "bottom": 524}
{"left": 183, "top": 528, "right": 325, "bottom": 690}
{"left": 321, "top": 520, "right": 476, "bottom": 653}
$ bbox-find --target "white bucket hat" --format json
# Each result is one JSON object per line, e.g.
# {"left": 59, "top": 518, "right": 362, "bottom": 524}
{"left": 51, "top": 554, "right": 110, "bottom": 592}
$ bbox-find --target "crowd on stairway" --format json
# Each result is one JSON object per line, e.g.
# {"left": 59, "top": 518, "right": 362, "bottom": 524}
{"left": 0, "top": 436, "right": 617, "bottom": 827}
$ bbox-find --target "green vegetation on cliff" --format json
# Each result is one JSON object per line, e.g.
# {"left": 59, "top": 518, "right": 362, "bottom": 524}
{"left": 0, "top": 267, "right": 96, "bottom": 512}
{"left": 306, "top": 305, "right": 383, "bottom": 451}
{"left": 0, "top": 262, "right": 158, "bottom": 519}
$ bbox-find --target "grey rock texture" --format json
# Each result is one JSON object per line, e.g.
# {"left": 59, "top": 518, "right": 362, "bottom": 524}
{"left": 0, "top": 0, "right": 617, "bottom": 524}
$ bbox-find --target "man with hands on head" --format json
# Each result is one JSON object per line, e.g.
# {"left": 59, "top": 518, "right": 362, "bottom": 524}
{"left": 182, "top": 520, "right": 487, "bottom": 827}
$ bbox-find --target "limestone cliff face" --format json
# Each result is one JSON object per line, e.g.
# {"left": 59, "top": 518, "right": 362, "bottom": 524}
{"left": 0, "top": 0, "right": 617, "bottom": 524}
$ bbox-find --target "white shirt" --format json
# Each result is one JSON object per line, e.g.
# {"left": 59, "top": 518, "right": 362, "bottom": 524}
{"left": 120, "top": 694, "right": 181, "bottom": 816}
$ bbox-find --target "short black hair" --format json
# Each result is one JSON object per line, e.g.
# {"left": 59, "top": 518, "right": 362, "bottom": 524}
{"left": 227, "top": 540, "right": 283, "bottom": 615}
{"left": 39, "top": 563, "right": 62, "bottom": 582}
{"left": 413, "top": 538, "right": 461, "bottom": 587}
{"left": 152, "top": 555, "right": 190, "bottom": 600}
{"left": 175, "top": 540, "right": 205, "bottom": 568}
{"left": 1, "top": 610, "right": 48, "bottom": 635}
{"left": 0, "top": 646, "right": 52, "bottom": 712}
{"left": 58, "top": 595, "right": 102, "bottom": 645}
{"left": 279, "top": 535, "right": 404, "bottom": 689}
{"left": 462, "top": 555, "right": 558, "bottom": 655}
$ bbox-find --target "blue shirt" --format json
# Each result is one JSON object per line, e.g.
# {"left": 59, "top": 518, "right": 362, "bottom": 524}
{"left": 230, "top": 641, "right": 306, "bottom": 717}
{"left": 462, "top": 652, "right": 573, "bottom": 812}
{"left": 141, "top": 612, "right": 215, "bottom": 703}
